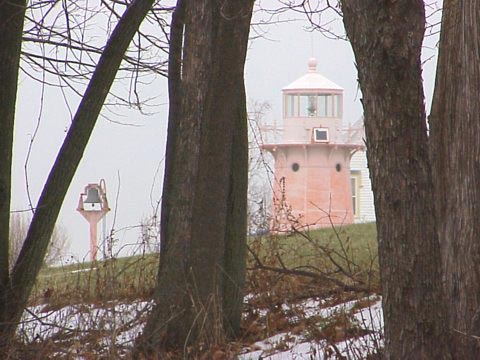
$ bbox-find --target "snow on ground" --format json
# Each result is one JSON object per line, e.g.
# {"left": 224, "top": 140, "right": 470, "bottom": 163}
{"left": 239, "top": 298, "right": 383, "bottom": 360}
{"left": 18, "top": 297, "right": 383, "bottom": 358}
{"left": 19, "top": 300, "right": 153, "bottom": 357}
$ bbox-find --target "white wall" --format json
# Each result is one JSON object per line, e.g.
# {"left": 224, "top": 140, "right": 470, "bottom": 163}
{"left": 350, "top": 150, "right": 376, "bottom": 223}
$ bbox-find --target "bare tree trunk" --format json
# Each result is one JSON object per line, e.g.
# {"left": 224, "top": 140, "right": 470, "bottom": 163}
{"left": 340, "top": 1, "right": 451, "bottom": 358}
{"left": 223, "top": 83, "right": 248, "bottom": 337}
{"left": 0, "top": 1, "right": 26, "bottom": 272}
{"left": 137, "top": 0, "right": 253, "bottom": 355}
{"left": 430, "top": 2, "right": 480, "bottom": 358}
{"left": 0, "top": 0, "right": 27, "bottom": 341}
{"left": 0, "top": 0, "right": 155, "bottom": 350}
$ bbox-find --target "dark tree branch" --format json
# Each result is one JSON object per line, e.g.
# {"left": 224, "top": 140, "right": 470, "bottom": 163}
{"left": 0, "top": 0, "right": 156, "bottom": 347}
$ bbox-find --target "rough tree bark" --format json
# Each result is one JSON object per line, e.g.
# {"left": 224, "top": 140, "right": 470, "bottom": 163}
{"left": 137, "top": 0, "right": 253, "bottom": 355}
{"left": 0, "top": 0, "right": 155, "bottom": 351}
{"left": 429, "top": 1, "right": 480, "bottom": 358}
{"left": 340, "top": 1, "right": 451, "bottom": 358}
{"left": 0, "top": 0, "right": 27, "bottom": 337}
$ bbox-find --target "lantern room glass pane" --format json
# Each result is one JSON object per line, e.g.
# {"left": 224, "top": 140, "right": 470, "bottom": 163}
{"left": 299, "top": 95, "right": 309, "bottom": 117}
{"left": 285, "top": 93, "right": 342, "bottom": 117}
{"left": 307, "top": 95, "right": 317, "bottom": 116}
{"left": 333, "top": 95, "right": 339, "bottom": 117}
{"left": 318, "top": 95, "right": 327, "bottom": 117}
{"left": 285, "top": 95, "right": 298, "bottom": 117}
{"left": 328, "top": 95, "right": 334, "bottom": 117}
{"left": 300, "top": 94, "right": 326, "bottom": 116}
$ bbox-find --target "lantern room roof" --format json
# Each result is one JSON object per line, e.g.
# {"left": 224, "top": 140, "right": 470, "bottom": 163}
{"left": 282, "top": 57, "right": 343, "bottom": 92}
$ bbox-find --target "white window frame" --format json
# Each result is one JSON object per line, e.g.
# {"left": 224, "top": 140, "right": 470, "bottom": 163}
{"left": 351, "top": 172, "right": 361, "bottom": 218}
{"left": 313, "top": 127, "right": 329, "bottom": 143}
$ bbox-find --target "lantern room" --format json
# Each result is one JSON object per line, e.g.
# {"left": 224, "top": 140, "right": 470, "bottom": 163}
{"left": 281, "top": 57, "right": 344, "bottom": 145}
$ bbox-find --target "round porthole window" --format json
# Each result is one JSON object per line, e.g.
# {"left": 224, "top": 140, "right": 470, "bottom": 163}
{"left": 335, "top": 163, "right": 342, "bottom": 172}
{"left": 291, "top": 163, "right": 300, "bottom": 172}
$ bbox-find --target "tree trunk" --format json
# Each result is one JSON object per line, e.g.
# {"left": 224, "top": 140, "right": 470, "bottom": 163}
{"left": 429, "top": 2, "right": 480, "bottom": 358}
{"left": 223, "top": 83, "right": 248, "bottom": 337}
{"left": 0, "top": 0, "right": 155, "bottom": 350}
{"left": 0, "top": 0, "right": 27, "bottom": 341}
{"left": 340, "top": 1, "right": 451, "bottom": 358}
{"left": 137, "top": 0, "right": 253, "bottom": 355}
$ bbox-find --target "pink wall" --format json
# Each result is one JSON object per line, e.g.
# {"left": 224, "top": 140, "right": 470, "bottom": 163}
{"left": 266, "top": 143, "right": 356, "bottom": 230}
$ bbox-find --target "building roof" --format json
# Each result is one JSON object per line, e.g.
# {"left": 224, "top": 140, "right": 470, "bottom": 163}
{"left": 282, "top": 57, "right": 343, "bottom": 92}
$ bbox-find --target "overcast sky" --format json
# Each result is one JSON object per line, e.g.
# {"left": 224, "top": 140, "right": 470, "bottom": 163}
{"left": 10, "top": 2, "right": 441, "bottom": 262}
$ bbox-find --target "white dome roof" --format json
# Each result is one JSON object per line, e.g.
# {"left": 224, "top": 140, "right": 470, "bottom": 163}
{"left": 282, "top": 57, "right": 343, "bottom": 92}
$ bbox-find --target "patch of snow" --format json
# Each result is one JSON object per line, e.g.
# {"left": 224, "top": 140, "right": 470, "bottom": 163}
{"left": 69, "top": 268, "right": 97, "bottom": 274}
{"left": 18, "top": 296, "right": 383, "bottom": 359}
{"left": 239, "top": 298, "right": 383, "bottom": 360}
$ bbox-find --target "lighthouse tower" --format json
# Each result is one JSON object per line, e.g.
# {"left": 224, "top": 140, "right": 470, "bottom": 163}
{"left": 263, "top": 58, "right": 361, "bottom": 230}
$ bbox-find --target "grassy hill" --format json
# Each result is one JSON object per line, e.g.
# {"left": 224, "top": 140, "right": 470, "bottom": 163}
{"left": 33, "top": 253, "right": 159, "bottom": 309}
{"left": 32, "top": 222, "right": 378, "bottom": 309}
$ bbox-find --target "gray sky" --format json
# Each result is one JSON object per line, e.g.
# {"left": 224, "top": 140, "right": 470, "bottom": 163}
{"left": 11, "top": 2, "right": 440, "bottom": 262}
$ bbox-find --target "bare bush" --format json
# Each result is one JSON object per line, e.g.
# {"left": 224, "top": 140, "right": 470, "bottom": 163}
{"left": 10, "top": 213, "right": 69, "bottom": 267}
{"left": 243, "top": 207, "right": 382, "bottom": 358}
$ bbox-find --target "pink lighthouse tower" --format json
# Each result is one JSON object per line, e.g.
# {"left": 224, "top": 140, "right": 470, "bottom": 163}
{"left": 263, "top": 58, "right": 361, "bottom": 230}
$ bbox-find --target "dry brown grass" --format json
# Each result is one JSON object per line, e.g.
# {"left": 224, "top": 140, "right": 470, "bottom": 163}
{"left": 9, "top": 222, "right": 381, "bottom": 359}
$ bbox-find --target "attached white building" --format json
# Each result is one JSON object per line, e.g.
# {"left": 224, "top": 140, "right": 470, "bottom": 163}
{"left": 344, "top": 118, "right": 376, "bottom": 223}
